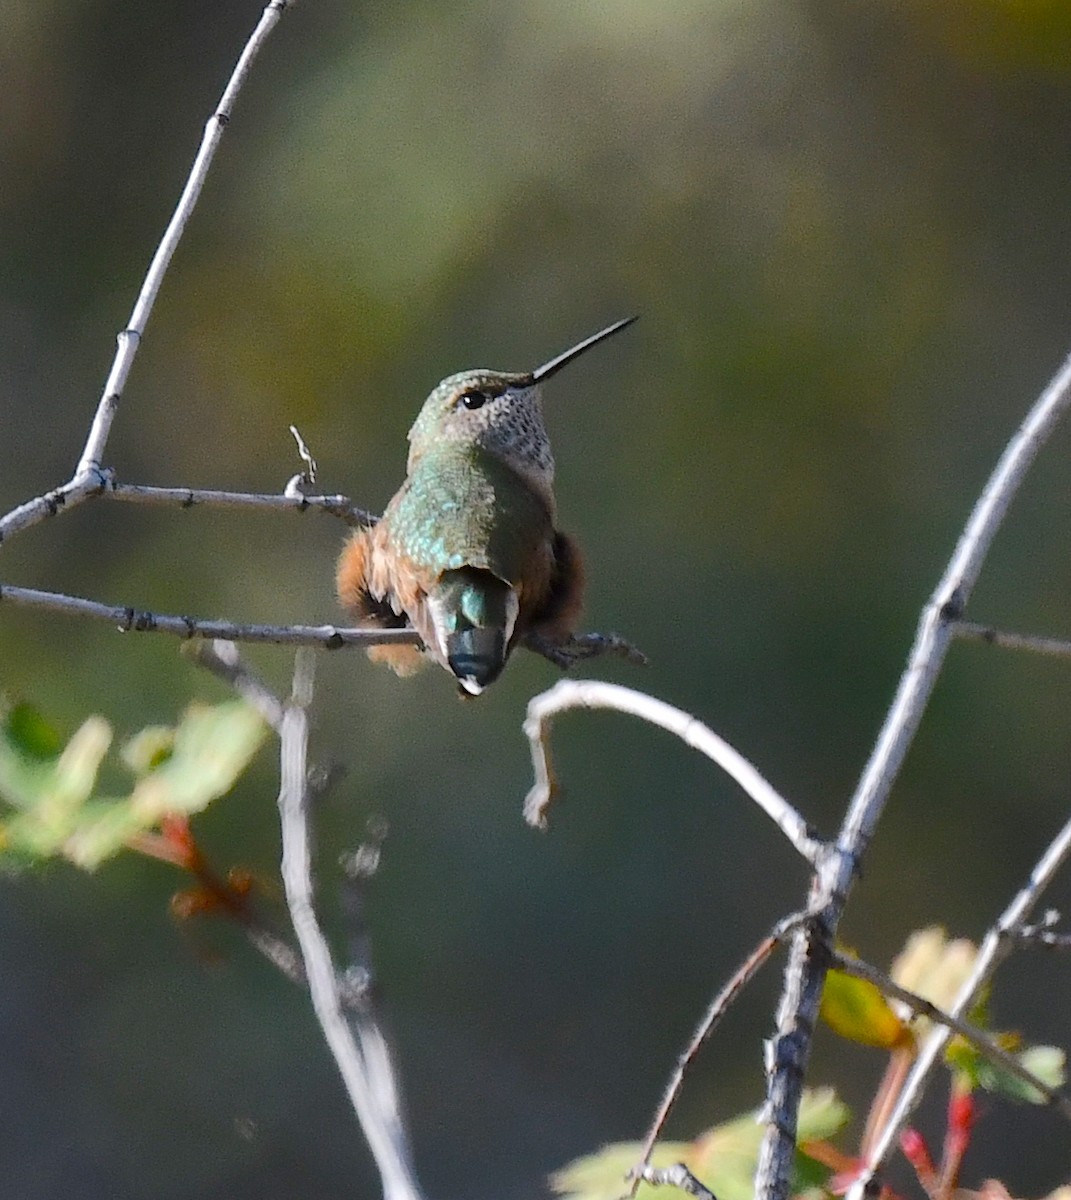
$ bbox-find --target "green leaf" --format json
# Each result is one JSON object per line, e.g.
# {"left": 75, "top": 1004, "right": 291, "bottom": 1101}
{"left": 5, "top": 703, "right": 63, "bottom": 759}
{"left": 549, "top": 1088, "right": 850, "bottom": 1200}
{"left": 0, "top": 705, "right": 107, "bottom": 815}
{"left": 820, "top": 967, "right": 908, "bottom": 1050}
{"left": 121, "top": 725, "right": 175, "bottom": 774}
{"left": 973, "top": 1044, "right": 1066, "bottom": 1105}
{"left": 0, "top": 699, "right": 267, "bottom": 870}
{"left": 0, "top": 716, "right": 113, "bottom": 861}
{"left": 65, "top": 701, "right": 268, "bottom": 868}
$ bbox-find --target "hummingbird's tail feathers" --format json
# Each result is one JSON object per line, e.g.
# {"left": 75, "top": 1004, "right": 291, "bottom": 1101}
{"left": 430, "top": 567, "right": 519, "bottom": 694}
{"left": 367, "top": 642, "right": 427, "bottom": 677}
{"left": 446, "top": 627, "right": 507, "bottom": 694}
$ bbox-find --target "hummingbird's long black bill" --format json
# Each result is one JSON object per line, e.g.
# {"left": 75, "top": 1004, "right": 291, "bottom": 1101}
{"left": 530, "top": 315, "right": 638, "bottom": 384}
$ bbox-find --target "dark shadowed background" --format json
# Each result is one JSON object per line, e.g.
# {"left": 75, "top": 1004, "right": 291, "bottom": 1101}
{"left": 2, "top": 2, "right": 1071, "bottom": 1196}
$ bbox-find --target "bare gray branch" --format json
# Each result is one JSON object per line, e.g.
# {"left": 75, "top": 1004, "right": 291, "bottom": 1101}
{"left": 954, "top": 619, "right": 1071, "bottom": 662}
{"left": 0, "top": 583, "right": 418, "bottom": 650}
{"left": 0, "top": 2, "right": 295, "bottom": 547}
{"left": 108, "top": 480, "right": 376, "bottom": 527}
{"left": 276, "top": 653, "right": 425, "bottom": 1200}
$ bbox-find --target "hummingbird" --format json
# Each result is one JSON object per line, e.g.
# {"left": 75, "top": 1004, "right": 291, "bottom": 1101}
{"left": 336, "top": 317, "right": 640, "bottom": 695}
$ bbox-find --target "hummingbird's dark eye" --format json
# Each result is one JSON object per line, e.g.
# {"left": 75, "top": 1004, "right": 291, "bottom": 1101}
{"left": 459, "top": 389, "right": 488, "bottom": 410}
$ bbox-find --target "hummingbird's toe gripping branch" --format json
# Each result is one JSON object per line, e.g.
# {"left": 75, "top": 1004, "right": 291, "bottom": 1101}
{"left": 524, "top": 630, "right": 648, "bottom": 671}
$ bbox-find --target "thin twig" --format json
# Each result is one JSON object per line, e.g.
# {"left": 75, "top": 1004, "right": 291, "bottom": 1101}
{"left": 522, "top": 680, "right": 821, "bottom": 862}
{"left": 184, "top": 640, "right": 287, "bottom": 730}
{"left": 108, "top": 480, "right": 375, "bottom": 527}
{"left": 954, "top": 620, "right": 1071, "bottom": 663}
{"left": 756, "top": 349, "right": 1071, "bottom": 1199}
{"left": 829, "top": 951, "right": 1071, "bottom": 1123}
{"left": 629, "top": 914, "right": 806, "bottom": 1197}
{"left": 848, "top": 812, "right": 1071, "bottom": 1196}
{"left": 0, "top": 583, "right": 418, "bottom": 649}
{"left": 277, "top": 651, "right": 425, "bottom": 1200}
{"left": 0, "top": 1, "right": 294, "bottom": 546}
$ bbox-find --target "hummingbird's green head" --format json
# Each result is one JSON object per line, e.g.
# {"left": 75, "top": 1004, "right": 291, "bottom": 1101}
{"left": 405, "top": 317, "right": 638, "bottom": 499}
{"left": 407, "top": 368, "right": 552, "bottom": 491}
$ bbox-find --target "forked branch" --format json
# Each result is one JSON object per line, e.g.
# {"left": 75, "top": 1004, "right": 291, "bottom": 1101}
{"left": 757, "top": 350, "right": 1071, "bottom": 1198}
{"left": 0, "top": 0, "right": 294, "bottom": 546}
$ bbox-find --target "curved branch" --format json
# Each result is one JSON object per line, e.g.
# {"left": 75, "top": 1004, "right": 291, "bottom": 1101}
{"left": 522, "top": 680, "right": 821, "bottom": 863}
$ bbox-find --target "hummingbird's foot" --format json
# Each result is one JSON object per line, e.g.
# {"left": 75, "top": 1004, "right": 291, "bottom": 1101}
{"left": 525, "top": 630, "right": 648, "bottom": 671}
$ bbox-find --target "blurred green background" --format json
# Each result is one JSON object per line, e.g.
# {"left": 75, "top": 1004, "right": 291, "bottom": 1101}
{"left": 3, "top": 1, "right": 1071, "bottom": 1196}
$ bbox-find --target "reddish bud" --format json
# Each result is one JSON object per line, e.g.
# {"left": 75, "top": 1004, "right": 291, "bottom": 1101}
{"left": 899, "top": 1127, "right": 937, "bottom": 1186}
{"left": 948, "top": 1090, "right": 976, "bottom": 1135}
{"left": 160, "top": 814, "right": 197, "bottom": 864}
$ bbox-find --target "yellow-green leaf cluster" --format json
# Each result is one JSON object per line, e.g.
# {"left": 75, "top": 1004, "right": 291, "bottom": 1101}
{"left": 0, "top": 700, "right": 267, "bottom": 869}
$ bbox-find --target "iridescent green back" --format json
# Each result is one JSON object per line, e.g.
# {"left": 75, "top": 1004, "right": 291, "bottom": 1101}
{"left": 382, "top": 441, "right": 553, "bottom": 587}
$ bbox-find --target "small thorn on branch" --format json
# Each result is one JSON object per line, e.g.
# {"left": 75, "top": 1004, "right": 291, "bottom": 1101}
{"left": 1012, "top": 909, "right": 1071, "bottom": 949}
{"left": 285, "top": 424, "right": 318, "bottom": 498}
{"left": 628, "top": 1163, "right": 717, "bottom": 1200}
